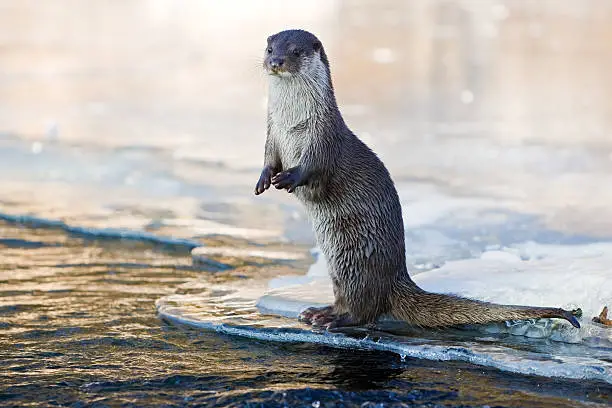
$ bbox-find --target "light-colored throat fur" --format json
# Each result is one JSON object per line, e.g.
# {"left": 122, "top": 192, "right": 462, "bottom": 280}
{"left": 268, "top": 53, "right": 332, "bottom": 130}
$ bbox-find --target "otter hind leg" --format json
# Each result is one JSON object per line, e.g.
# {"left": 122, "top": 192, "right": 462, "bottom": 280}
{"left": 298, "top": 277, "right": 348, "bottom": 325}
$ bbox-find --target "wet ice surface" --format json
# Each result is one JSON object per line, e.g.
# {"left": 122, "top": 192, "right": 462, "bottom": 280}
{"left": 160, "top": 225, "right": 612, "bottom": 386}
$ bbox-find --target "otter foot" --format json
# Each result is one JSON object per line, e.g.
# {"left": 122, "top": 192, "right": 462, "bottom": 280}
{"left": 323, "top": 314, "right": 363, "bottom": 330}
{"left": 298, "top": 306, "right": 361, "bottom": 330}
{"left": 298, "top": 305, "right": 334, "bottom": 325}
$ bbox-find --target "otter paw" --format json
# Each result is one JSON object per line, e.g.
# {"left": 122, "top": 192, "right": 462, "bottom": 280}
{"left": 254, "top": 166, "right": 273, "bottom": 195}
{"left": 298, "top": 305, "right": 334, "bottom": 325}
{"left": 271, "top": 167, "right": 302, "bottom": 193}
{"left": 298, "top": 306, "right": 359, "bottom": 330}
{"left": 323, "top": 314, "right": 360, "bottom": 330}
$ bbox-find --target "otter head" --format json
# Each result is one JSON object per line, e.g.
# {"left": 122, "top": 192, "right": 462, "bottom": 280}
{"left": 263, "top": 29, "right": 328, "bottom": 78}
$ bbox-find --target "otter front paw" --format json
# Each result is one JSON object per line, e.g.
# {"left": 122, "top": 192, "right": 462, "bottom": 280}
{"left": 254, "top": 166, "right": 273, "bottom": 195}
{"left": 272, "top": 167, "right": 303, "bottom": 193}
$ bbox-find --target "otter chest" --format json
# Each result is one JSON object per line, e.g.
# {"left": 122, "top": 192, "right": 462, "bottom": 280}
{"left": 269, "top": 112, "right": 310, "bottom": 170}
{"left": 268, "top": 77, "right": 319, "bottom": 170}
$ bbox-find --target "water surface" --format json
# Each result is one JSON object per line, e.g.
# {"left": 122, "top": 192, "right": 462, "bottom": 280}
{"left": 1, "top": 221, "right": 611, "bottom": 407}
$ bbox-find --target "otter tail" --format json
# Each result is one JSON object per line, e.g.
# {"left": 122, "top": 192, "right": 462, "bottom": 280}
{"left": 390, "top": 279, "right": 580, "bottom": 329}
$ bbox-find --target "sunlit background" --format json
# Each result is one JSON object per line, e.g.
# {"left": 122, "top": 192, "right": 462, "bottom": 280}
{"left": 2, "top": 0, "right": 612, "bottom": 239}
{"left": 2, "top": 2, "right": 612, "bottom": 406}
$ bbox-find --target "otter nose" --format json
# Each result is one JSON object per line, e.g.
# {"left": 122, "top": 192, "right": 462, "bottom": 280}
{"left": 270, "top": 57, "right": 284, "bottom": 69}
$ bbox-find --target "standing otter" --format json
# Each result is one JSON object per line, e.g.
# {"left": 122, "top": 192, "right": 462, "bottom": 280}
{"left": 254, "top": 29, "right": 580, "bottom": 330}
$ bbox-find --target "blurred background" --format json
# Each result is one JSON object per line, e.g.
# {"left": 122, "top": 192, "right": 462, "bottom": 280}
{"left": 2, "top": 0, "right": 612, "bottom": 242}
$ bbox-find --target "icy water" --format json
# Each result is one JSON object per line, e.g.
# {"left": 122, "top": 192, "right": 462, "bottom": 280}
{"left": 2, "top": 220, "right": 611, "bottom": 408}
{"left": 2, "top": 1, "right": 612, "bottom": 407}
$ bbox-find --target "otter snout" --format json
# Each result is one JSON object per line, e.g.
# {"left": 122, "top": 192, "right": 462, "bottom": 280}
{"left": 264, "top": 55, "right": 289, "bottom": 76}
{"left": 269, "top": 57, "right": 284, "bottom": 70}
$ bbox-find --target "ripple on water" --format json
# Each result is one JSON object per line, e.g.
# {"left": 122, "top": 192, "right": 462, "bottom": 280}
{"left": 2, "top": 219, "right": 611, "bottom": 407}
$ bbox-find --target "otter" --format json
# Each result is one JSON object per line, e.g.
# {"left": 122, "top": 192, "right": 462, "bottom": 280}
{"left": 254, "top": 29, "right": 580, "bottom": 330}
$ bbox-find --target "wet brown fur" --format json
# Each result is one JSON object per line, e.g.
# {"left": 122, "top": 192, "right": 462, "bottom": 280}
{"left": 255, "top": 29, "right": 580, "bottom": 330}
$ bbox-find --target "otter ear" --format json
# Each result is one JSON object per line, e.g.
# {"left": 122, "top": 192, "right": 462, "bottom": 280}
{"left": 313, "top": 41, "right": 321, "bottom": 52}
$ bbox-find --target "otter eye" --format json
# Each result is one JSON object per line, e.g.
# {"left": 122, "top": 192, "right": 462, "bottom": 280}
{"left": 292, "top": 49, "right": 301, "bottom": 57}
{"left": 267, "top": 47, "right": 273, "bottom": 54}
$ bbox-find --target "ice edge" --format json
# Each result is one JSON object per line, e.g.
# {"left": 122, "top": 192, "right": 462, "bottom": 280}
{"left": 0, "top": 212, "right": 202, "bottom": 249}
{"left": 156, "top": 299, "right": 612, "bottom": 385}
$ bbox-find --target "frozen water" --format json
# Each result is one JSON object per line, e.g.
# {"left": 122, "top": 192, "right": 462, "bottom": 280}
{"left": 260, "top": 242, "right": 611, "bottom": 338}
{"left": 157, "top": 243, "right": 612, "bottom": 384}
